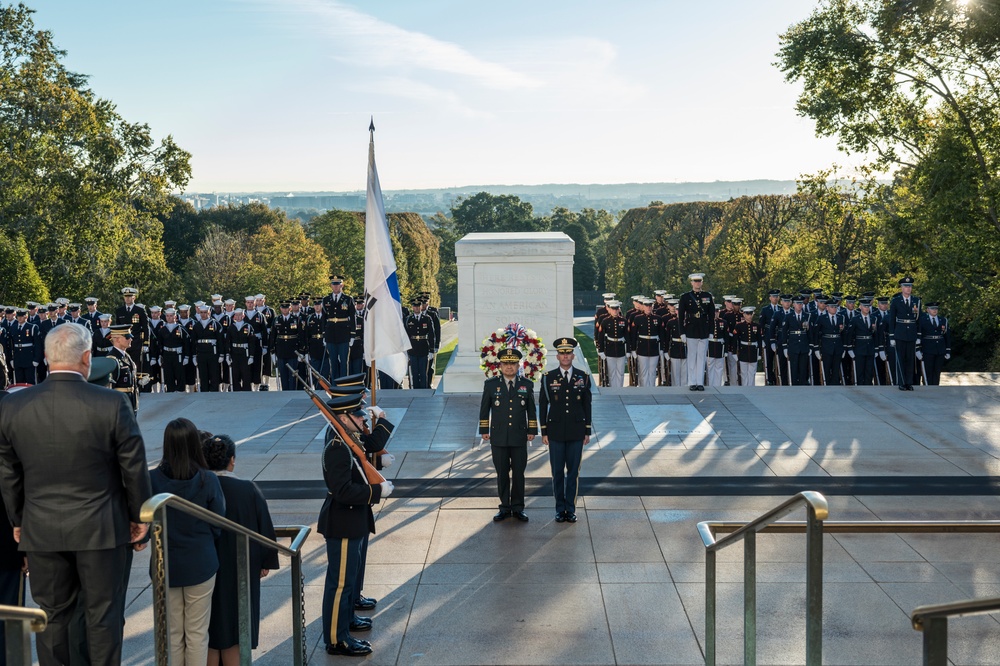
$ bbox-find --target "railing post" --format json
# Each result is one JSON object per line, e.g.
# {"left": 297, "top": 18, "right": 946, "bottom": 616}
{"left": 5, "top": 619, "right": 31, "bottom": 666}
{"left": 744, "top": 531, "right": 756, "bottom": 666}
{"left": 922, "top": 617, "right": 948, "bottom": 666}
{"left": 705, "top": 548, "right": 716, "bottom": 666}
{"left": 237, "top": 533, "right": 253, "bottom": 666}
{"left": 150, "top": 506, "right": 171, "bottom": 666}
{"left": 292, "top": 551, "right": 306, "bottom": 666}
{"left": 805, "top": 505, "right": 824, "bottom": 666}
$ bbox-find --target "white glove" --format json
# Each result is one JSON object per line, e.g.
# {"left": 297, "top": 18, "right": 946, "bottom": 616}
{"left": 841, "top": 351, "right": 846, "bottom": 359}
{"left": 183, "top": 356, "right": 190, "bottom": 366}
{"left": 32, "top": 361, "right": 38, "bottom": 367}
{"left": 150, "top": 357, "right": 158, "bottom": 366}
{"left": 138, "top": 376, "right": 151, "bottom": 387}
{"left": 262, "top": 346, "right": 268, "bottom": 354}
{"left": 784, "top": 349, "right": 789, "bottom": 359}
{"left": 380, "top": 453, "right": 395, "bottom": 468}
{"left": 428, "top": 353, "right": 434, "bottom": 360}
{"left": 879, "top": 351, "right": 887, "bottom": 361}
{"left": 271, "top": 353, "right": 277, "bottom": 365}
{"left": 916, "top": 350, "right": 923, "bottom": 360}
{"left": 889, "top": 339, "right": 896, "bottom": 347}
{"left": 848, "top": 350, "right": 855, "bottom": 359}
{"left": 366, "top": 405, "right": 386, "bottom": 420}
{"left": 142, "top": 345, "right": 149, "bottom": 354}
{"left": 770, "top": 343, "right": 776, "bottom": 352}
{"left": 226, "top": 354, "right": 232, "bottom": 364}
{"left": 630, "top": 351, "right": 637, "bottom": 359}
{"left": 380, "top": 480, "right": 394, "bottom": 498}
{"left": 680, "top": 334, "right": 687, "bottom": 343}
{"left": 598, "top": 352, "right": 606, "bottom": 360}
{"left": 945, "top": 353, "right": 951, "bottom": 360}
{"left": 218, "top": 355, "right": 224, "bottom": 364}
{"left": 814, "top": 350, "right": 821, "bottom": 360}
{"left": 708, "top": 335, "right": 715, "bottom": 341}
{"left": 349, "top": 338, "right": 356, "bottom": 347}
{"left": 248, "top": 356, "right": 254, "bottom": 365}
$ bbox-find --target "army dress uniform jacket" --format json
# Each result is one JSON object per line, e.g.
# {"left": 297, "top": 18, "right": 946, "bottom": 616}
{"left": 304, "top": 313, "right": 327, "bottom": 359}
{"left": 321, "top": 295, "right": 356, "bottom": 345}
{"left": 317, "top": 433, "right": 383, "bottom": 540}
{"left": 270, "top": 315, "right": 306, "bottom": 360}
{"left": 678, "top": 290, "right": 716, "bottom": 339}
{"left": 479, "top": 376, "right": 538, "bottom": 448}
{"left": 405, "top": 313, "right": 434, "bottom": 355}
{"left": 539, "top": 367, "right": 592, "bottom": 442}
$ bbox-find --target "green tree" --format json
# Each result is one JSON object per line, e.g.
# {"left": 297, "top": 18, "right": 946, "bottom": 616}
{"left": 161, "top": 197, "right": 209, "bottom": 269}
{"left": 305, "top": 209, "right": 365, "bottom": 291}
{"left": 183, "top": 228, "right": 255, "bottom": 302}
{"left": 451, "top": 192, "right": 545, "bottom": 236}
{"left": 200, "top": 202, "right": 287, "bottom": 236}
{"left": 428, "top": 211, "right": 458, "bottom": 306}
{"left": 248, "top": 221, "right": 330, "bottom": 300}
{"left": 0, "top": 229, "right": 49, "bottom": 304}
{"left": 562, "top": 222, "right": 598, "bottom": 291}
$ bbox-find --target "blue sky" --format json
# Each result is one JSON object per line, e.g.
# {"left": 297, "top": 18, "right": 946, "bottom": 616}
{"left": 26, "top": 0, "right": 857, "bottom": 192}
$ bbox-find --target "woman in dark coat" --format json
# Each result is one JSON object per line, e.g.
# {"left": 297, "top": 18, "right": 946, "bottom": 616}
{"left": 203, "top": 434, "right": 279, "bottom": 665}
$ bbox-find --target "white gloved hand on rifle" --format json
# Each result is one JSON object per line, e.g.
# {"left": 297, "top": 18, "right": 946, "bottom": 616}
{"left": 916, "top": 350, "right": 923, "bottom": 361}
{"left": 380, "top": 453, "right": 395, "bottom": 468}
{"left": 598, "top": 351, "right": 606, "bottom": 360}
{"left": 848, "top": 350, "right": 855, "bottom": 359}
{"left": 379, "top": 480, "right": 394, "bottom": 498}
{"left": 814, "top": 350, "right": 822, "bottom": 360}
{"left": 879, "top": 351, "right": 887, "bottom": 361}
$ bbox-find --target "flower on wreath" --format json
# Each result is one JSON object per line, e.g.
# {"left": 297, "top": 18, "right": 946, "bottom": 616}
{"left": 480, "top": 322, "right": 547, "bottom": 382}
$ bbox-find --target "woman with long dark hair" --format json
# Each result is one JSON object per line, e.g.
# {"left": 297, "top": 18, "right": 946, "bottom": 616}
{"left": 202, "top": 434, "right": 279, "bottom": 666}
{"left": 150, "top": 417, "right": 225, "bottom": 666}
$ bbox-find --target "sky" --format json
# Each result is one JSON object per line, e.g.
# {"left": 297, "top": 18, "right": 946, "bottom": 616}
{"left": 24, "top": 0, "right": 861, "bottom": 192}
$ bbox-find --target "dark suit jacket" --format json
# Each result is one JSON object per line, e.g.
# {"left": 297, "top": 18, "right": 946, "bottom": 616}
{"left": 479, "top": 376, "right": 538, "bottom": 447}
{"left": 0, "top": 373, "right": 152, "bottom": 551}
{"left": 539, "top": 367, "right": 592, "bottom": 442}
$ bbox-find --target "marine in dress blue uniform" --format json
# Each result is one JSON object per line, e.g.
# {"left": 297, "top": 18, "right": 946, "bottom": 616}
{"left": 539, "top": 338, "right": 592, "bottom": 523}
{"left": 479, "top": 348, "right": 538, "bottom": 522}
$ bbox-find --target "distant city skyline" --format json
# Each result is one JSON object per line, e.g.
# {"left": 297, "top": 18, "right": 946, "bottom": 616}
{"left": 27, "top": 0, "right": 863, "bottom": 192}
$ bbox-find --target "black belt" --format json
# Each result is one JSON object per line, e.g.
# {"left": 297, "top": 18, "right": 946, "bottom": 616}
{"left": 789, "top": 331, "right": 805, "bottom": 335}
{"left": 923, "top": 335, "right": 943, "bottom": 340}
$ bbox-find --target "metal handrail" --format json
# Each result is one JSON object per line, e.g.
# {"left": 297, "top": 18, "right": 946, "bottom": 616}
{"left": 698, "top": 517, "right": 1000, "bottom": 666}
{"left": 697, "top": 491, "right": 829, "bottom": 666}
{"left": 0, "top": 604, "right": 47, "bottom": 666}
{"left": 140, "top": 492, "right": 312, "bottom": 666}
{"left": 912, "top": 596, "right": 1000, "bottom": 665}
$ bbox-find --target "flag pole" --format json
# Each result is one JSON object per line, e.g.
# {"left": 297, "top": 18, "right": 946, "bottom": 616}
{"left": 368, "top": 117, "right": 377, "bottom": 406}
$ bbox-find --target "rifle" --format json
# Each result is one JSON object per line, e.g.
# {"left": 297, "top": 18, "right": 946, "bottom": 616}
{"left": 290, "top": 364, "right": 385, "bottom": 484}
{"left": 298, "top": 353, "right": 336, "bottom": 395}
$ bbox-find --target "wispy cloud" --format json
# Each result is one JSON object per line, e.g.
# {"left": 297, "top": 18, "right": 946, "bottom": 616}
{"left": 349, "top": 77, "right": 494, "bottom": 119}
{"left": 273, "top": 0, "right": 541, "bottom": 91}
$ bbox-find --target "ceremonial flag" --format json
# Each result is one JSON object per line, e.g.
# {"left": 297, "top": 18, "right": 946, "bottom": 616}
{"left": 364, "top": 119, "right": 411, "bottom": 383}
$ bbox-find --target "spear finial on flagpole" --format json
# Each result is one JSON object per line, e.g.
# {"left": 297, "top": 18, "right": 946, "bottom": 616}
{"left": 369, "top": 116, "right": 375, "bottom": 135}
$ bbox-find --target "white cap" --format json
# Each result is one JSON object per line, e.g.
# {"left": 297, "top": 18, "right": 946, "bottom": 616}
{"left": 741, "top": 306, "right": 755, "bottom": 313}
{"left": 149, "top": 305, "right": 162, "bottom": 312}
{"left": 164, "top": 308, "right": 177, "bottom": 315}
{"left": 688, "top": 273, "right": 705, "bottom": 281}
{"left": 233, "top": 308, "right": 245, "bottom": 314}
{"left": 255, "top": 293, "right": 265, "bottom": 300}
{"left": 211, "top": 293, "right": 223, "bottom": 300}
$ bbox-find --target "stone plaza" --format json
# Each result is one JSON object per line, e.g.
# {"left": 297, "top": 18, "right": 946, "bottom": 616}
{"left": 48, "top": 370, "right": 1000, "bottom": 665}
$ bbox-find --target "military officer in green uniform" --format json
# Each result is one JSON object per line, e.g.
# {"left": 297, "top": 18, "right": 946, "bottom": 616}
{"left": 539, "top": 337, "right": 591, "bottom": 524}
{"left": 478, "top": 348, "right": 537, "bottom": 523}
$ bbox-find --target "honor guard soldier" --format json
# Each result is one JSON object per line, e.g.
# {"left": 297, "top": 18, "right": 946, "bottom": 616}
{"left": 10, "top": 309, "right": 42, "bottom": 384}
{"left": 678, "top": 273, "right": 715, "bottom": 390}
{"left": 420, "top": 292, "right": 441, "bottom": 380}
{"left": 839, "top": 296, "right": 857, "bottom": 384}
{"left": 350, "top": 295, "right": 367, "bottom": 376}
{"left": 479, "top": 348, "right": 537, "bottom": 523}
{"left": 539, "top": 337, "right": 592, "bottom": 524}
{"left": 306, "top": 299, "right": 329, "bottom": 380}
{"left": 758, "top": 289, "right": 782, "bottom": 385}
{"left": 25, "top": 302, "right": 40, "bottom": 326}
{"left": 733, "top": 306, "right": 763, "bottom": 387}
{"left": 92, "top": 313, "right": 114, "bottom": 357}
{"left": 177, "top": 305, "right": 199, "bottom": 391}
{"left": 706, "top": 304, "right": 728, "bottom": 387}
{"left": 0, "top": 323, "right": 9, "bottom": 387}
{"left": 720, "top": 296, "right": 739, "bottom": 385}
{"left": 767, "top": 295, "right": 793, "bottom": 386}
{"left": 404, "top": 298, "right": 434, "bottom": 389}
{"left": 144, "top": 306, "right": 163, "bottom": 393}
{"left": 156, "top": 308, "right": 190, "bottom": 393}
{"left": 36, "top": 304, "right": 63, "bottom": 383}
{"left": 271, "top": 300, "right": 306, "bottom": 390}
{"left": 916, "top": 303, "right": 951, "bottom": 385}
{"left": 628, "top": 297, "right": 662, "bottom": 387}
{"left": 816, "top": 298, "right": 846, "bottom": 385}
{"left": 107, "top": 324, "right": 138, "bottom": 414}
{"left": 114, "top": 287, "right": 149, "bottom": 370}
{"left": 598, "top": 300, "right": 627, "bottom": 388}
{"left": 593, "top": 292, "right": 615, "bottom": 386}
{"left": 662, "top": 299, "right": 688, "bottom": 386}
{"left": 80, "top": 297, "right": 102, "bottom": 328}
{"left": 873, "top": 296, "right": 893, "bottom": 385}
{"left": 54, "top": 298, "right": 69, "bottom": 322}
{"left": 322, "top": 276, "right": 357, "bottom": 382}
{"left": 65, "top": 304, "right": 91, "bottom": 331}
{"left": 780, "top": 296, "right": 815, "bottom": 386}
{"left": 888, "top": 277, "right": 921, "bottom": 390}
{"left": 192, "top": 304, "right": 224, "bottom": 392}
{"left": 253, "top": 294, "right": 277, "bottom": 390}
{"left": 225, "top": 308, "right": 261, "bottom": 392}
{"left": 625, "top": 295, "right": 643, "bottom": 385}
{"left": 846, "top": 298, "right": 879, "bottom": 385}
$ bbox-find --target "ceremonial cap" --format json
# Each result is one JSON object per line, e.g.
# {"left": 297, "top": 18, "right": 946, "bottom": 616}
{"left": 768, "top": 289, "right": 781, "bottom": 296}
{"left": 56, "top": 298, "right": 69, "bottom": 306}
{"left": 876, "top": 296, "right": 890, "bottom": 304}
{"left": 329, "top": 275, "right": 344, "bottom": 284}
{"left": 780, "top": 294, "right": 792, "bottom": 301}
{"left": 731, "top": 297, "right": 743, "bottom": 305}
{"left": 279, "top": 300, "right": 290, "bottom": 308}
{"left": 98, "top": 312, "right": 112, "bottom": 321}
{"left": 688, "top": 273, "right": 704, "bottom": 281}
{"left": 793, "top": 295, "right": 805, "bottom": 304}
{"left": 121, "top": 287, "right": 138, "bottom": 296}
{"left": 178, "top": 304, "right": 191, "bottom": 311}
{"left": 224, "top": 298, "right": 236, "bottom": 306}
{"left": 68, "top": 303, "right": 81, "bottom": 312}
{"left": 211, "top": 293, "right": 222, "bottom": 301}
{"left": 741, "top": 306, "right": 755, "bottom": 313}
{"left": 164, "top": 308, "right": 177, "bottom": 315}
{"left": 325, "top": 394, "right": 366, "bottom": 415}
{"left": 108, "top": 324, "right": 132, "bottom": 338}
{"left": 332, "top": 373, "right": 366, "bottom": 387}
{"left": 149, "top": 305, "right": 161, "bottom": 313}
{"left": 326, "top": 384, "right": 367, "bottom": 398}
{"left": 926, "top": 302, "right": 940, "bottom": 309}
{"left": 46, "top": 303, "right": 58, "bottom": 312}
{"left": 653, "top": 290, "right": 667, "bottom": 297}
{"left": 164, "top": 300, "right": 177, "bottom": 307}
{"left": 606, "top": 300, "right": 621, "bottom": 309}
{"left": 667, "top": 298, "right": 679, "bottom": 305}
{"left": 899, "top": 276, "right": 915, "bottom": 287}
{"left": 723, "top": 295, "right": 735, "bottom": 302}
{"left": 15, "top": 308, "right": 27, "bottom": 316}
{"left": 554, "top": 337, "right": 578, "bottom": 353}
{"left": 602, "top": 292, "right": 616, "bottom": 300}
{"left": 85, "top": 296, "right": 99, "bottom": 304}
{"left": 498, "top": 348, "right": 522, "bottom": 363}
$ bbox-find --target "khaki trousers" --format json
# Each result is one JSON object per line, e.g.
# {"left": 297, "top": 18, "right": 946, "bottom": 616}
{"left": 166, "top": 574, "right": 216, "bottom": 665}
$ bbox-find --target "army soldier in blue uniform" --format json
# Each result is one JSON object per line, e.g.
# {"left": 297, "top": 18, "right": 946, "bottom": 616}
{"left": 322, "top": 276, "right": 356, "bottom": 382}
{"left": 888, "top": 276, "right": 921, "bottom": 390}
{"left": 539, "top": 338, "right": 592, "bottom": 524}
{"left": 271, "top": 300, "right": 306, "bottom": 390}
{"left": 9, "top": 310, "right": 42, "bottom": 384}
{"left": 780, "top": 296, "right": 815, "bottom": 386}
{"left": 816, "top": 298, "right": 846, "bottom": 385}
{"left": 479, "top": 348, "right": 537, "bottom": 523}
{"left": 846, "top": 298, "right": 880, "bottom": 385}
{"left": 758, "top": 290, "right": 781, "bottom": 385}
{"left": 404, "top": 298, "right": 434, "bottom": 389}
{"left": 916, "top": 302, "right": 951, "bottom": 385}
{"left": 678, "top": 273, "right": 716, "bottom": 391}
{"left": 873, "top": 296, "right": 893, "bottom": 385}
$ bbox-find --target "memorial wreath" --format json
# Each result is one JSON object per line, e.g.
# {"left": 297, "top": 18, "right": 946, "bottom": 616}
{"left": 480, "top": 322, "right": 547, "bottom": 382}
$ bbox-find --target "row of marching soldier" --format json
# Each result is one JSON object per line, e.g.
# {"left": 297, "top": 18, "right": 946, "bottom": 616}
{"left": 0, "top": 274, "right": 443, "bottom": 394}
{"left": 594, "top": 274, "right": 951, "bottom": 390}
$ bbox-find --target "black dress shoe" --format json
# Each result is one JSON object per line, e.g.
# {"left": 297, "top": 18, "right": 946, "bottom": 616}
{"left": 513, "top": 511, "right": 529, "bottom": 522}
{"left": 354, "top": 595, "right": 377, "bottom": 611}
{"left": 899, "top": 384, "right": 907, "bottom": 390}
{"left": 327, "top": 639, "right": 372, "bottom": 656}
{"left": 350, "top": 616, "right": 373, "bottom": 632}
{"left": 689, "top": 384, "right": 699, "bottom": 391}
{"left": 565, "top": 513, "right": 578, "bottom": 523}
{"left": 554, "top": 512, "right": 566, "bottom": 523}
{"left": 493, "top": 510, "right": 511, "bottom": 522}
{"left": 696, "top": 385, "right": 705, "bottom": 391}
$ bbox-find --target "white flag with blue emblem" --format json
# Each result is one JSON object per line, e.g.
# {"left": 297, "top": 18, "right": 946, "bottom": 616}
{"left": 364, "top": 120, "right": 411, "bottom": 383}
